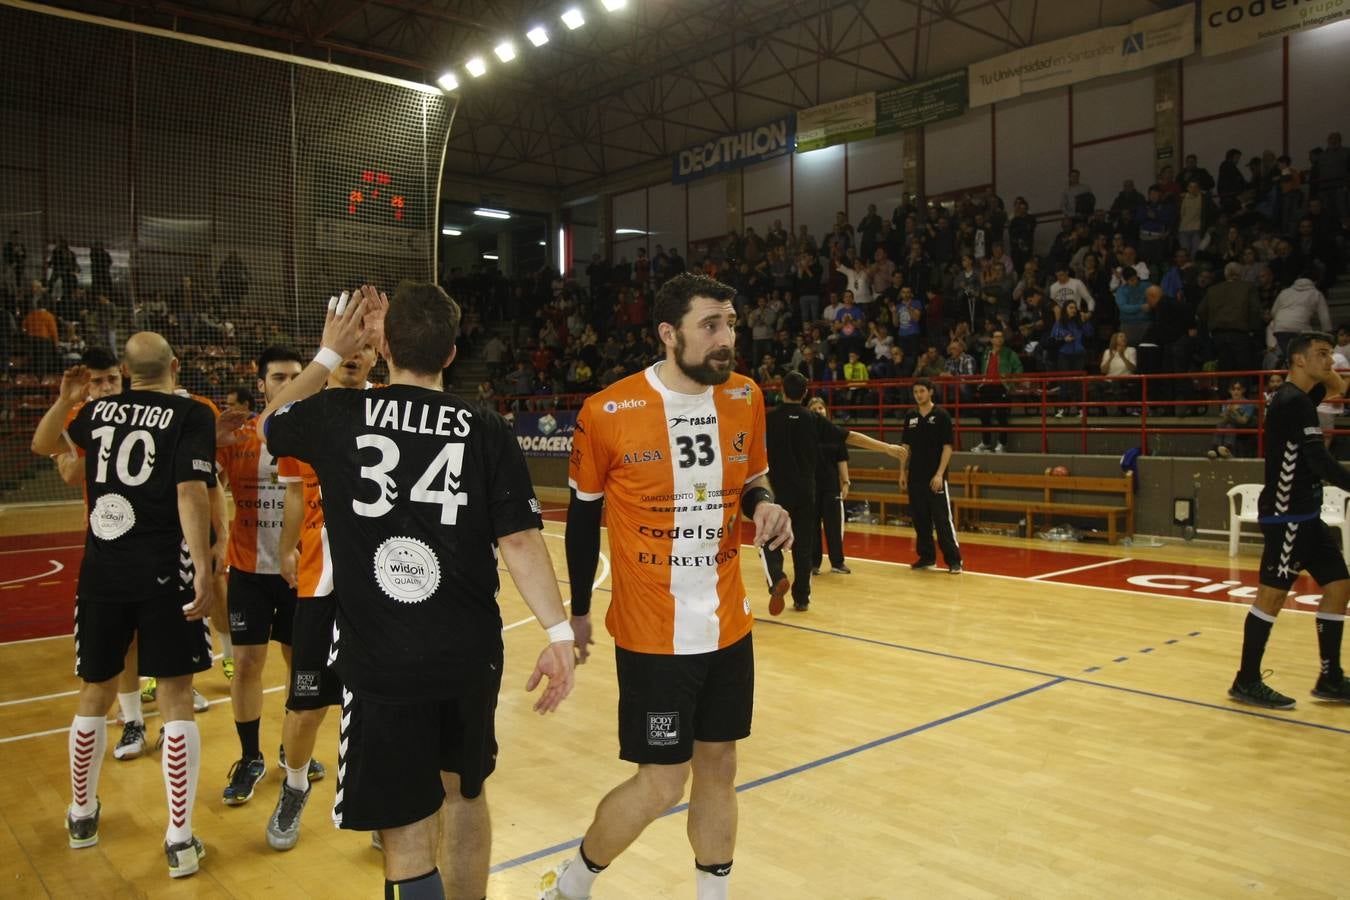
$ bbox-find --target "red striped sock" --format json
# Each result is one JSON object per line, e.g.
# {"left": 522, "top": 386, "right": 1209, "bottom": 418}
{"left": 162, "top": 720, "right": 200, "bottom": 844}
{"left": 69, "top": 716, "right": 106, "bottom": 818}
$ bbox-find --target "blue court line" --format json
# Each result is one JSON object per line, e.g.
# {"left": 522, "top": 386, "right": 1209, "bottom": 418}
{"left": 488, "top": 677, "right": 1066, "bottom": 874}
{"left": 1113, "top": 656, "right": 1129, "bottom": 663}
{"left": 763, "top": 618, "right": 1350, "bottom": 736}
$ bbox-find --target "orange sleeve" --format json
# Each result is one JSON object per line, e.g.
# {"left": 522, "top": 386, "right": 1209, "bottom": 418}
{"left": 567, "top": 399, "right": 610, "bottom": 500}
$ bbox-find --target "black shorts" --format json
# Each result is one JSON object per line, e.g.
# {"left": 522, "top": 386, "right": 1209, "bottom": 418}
{"left": 74, "top": 592, "right": 212, "bottom": 683}
{"left": 227, "top": 569, "right": 296, "bottom": 646}
{"left": 1260, "top": 519, "right": 1350, "bottom": 590}
{"left": 616, "top": 632, "right": 754, "bottom": 765}
{"left": 332, "top": 662, "right": 502, "bottom": 832}
{"left": 286, "top": 596, "right": 343, "bottom": 711}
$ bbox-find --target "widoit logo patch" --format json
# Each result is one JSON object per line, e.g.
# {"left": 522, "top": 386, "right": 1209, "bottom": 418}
{"left": 373, "top": 536, "right": 442, "bottom": 603}
{"left": 647, "top": 711, "right": 679, "bottom": 746}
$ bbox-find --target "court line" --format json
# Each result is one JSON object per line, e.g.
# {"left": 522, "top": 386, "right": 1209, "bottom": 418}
{"left": 763, "top": 619, "right": 1350, "bottom": 736}
{"left": 488, "top": 676, "right": 1066, "bottom": 874}
{"left": 1027, "top": 557, "right": 1133, "bottom": 581}
{"left": 0, "top": 560, "right": 65, "bottom": 586}
{"left": 0, "top": 685, "right": 285, "bottom": 745}
{"left": 0, "top": 544, "right": 82, "bottom": 555}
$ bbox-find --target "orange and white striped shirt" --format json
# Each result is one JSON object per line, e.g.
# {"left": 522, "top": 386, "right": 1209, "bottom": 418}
{"left": 218, "top": 425, "right": 286, "bottom": 574}
{"left": 275, "top": 455, "right": 331, "bottom": 598}
{"left": 569, "top": 364, "right": 768, "bottom": 655}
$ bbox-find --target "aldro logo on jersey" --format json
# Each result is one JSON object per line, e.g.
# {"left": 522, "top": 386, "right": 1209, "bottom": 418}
{"left": 603, "top": 398, "right": 647, "bottom": 414}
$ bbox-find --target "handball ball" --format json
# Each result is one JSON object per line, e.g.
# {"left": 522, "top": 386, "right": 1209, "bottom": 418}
{"left": 1051, "top": 465, "right": 1069, "bottom": 476}
{"left": 1044, "top": 467, "right": 1052, "bottom": 475}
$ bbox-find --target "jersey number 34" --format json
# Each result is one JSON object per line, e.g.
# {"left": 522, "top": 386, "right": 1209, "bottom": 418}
{"left": 352, "top": 435, "right": 468, "bottom": 525}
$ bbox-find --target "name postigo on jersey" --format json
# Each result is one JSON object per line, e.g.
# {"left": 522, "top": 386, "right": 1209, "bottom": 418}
{"left": 89, "top": 399, "right": 176, "bottom": 429}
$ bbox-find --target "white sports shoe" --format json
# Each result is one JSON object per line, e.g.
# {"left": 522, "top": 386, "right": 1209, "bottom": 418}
{"left": 538, "top": 859, "right": 590, "bottom": 900}
{"left": 192, "top": 688, "right": 209, "bottom": 712}
{"left": 994, "top": 443, "right": 1006, "bottom": 453}
{"left": 970, "top": 443, "right": 990, "bottom": 453}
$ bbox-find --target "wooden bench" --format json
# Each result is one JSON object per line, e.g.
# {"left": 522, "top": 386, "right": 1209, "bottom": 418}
{"left": 846, "top": 467, "right": 973, "bottom": 521}
{"left": 954, "top": 466, "right": 1135, "bottom": 544}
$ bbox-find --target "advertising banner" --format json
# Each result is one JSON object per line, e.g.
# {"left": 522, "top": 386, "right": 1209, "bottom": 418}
{"left": 672, "top": 117, "right": 795, "bottom": 184}
{"left": 795, "top": 92, "right": 876, "bottom": 152}
{"left": 1201, "top": 0, "right": 1350, "bottom": 56}
{"left": 513, "top": 409, "right": 577, "bottom": 458}
{"left": 969, "top": 5, "right": 1194, "bottom": 107}
{"left": 876, "top": 71, "right": 967, "bottom": 135}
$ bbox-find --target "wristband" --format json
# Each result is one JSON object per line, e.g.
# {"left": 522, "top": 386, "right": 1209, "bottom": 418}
{"left": 313, "top": 347, "right": 343, "bottom": 371}
{"left": 546, "top": 620, "right": 575, "bottom": 643}
{"left": 741, "top": 486, "right": 774, "bottom": 518}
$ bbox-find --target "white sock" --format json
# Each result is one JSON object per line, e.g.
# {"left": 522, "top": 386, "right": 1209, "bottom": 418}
{"left": 162, "top": 720, "right": 201, "bottom": 845}
{"left": 117, "top": 690, "right": 142, "bottom": 724}
{"left": 285, "top": 761, "right": 310, "bottom": 792}
{"left": 559, "top": 849, "right": 602, "bottom": 898}
{"left": 696, "top": 867, "right": 731, "bottom": 900}
{"left": 216, "top": 627, "right": 232, "bottom": 657}
{"left": 69, "top": 715, "right": 106, "bottom": 818}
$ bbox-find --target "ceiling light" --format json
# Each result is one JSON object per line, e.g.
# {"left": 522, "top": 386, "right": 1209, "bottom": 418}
{"left": 538, "top": 240, "right": 547, "bottom": 246}
{"left": 465, "top": 57, "right": 487, "bottom": 78}
{"left": 561, "top": 8, "right": 585, "bottom": 29}
{"left": 494, "top": 41, "right": 516, "bottom": 63}
{"left": 473, "top": 208, "right": 511, "bottom": 219}
{"left": 482, "top": 253, "right": 499, "bottom": 260}
{"left": 436, "top": 71, "right": 459, "bottom": 92}
{"left": 441, "top": 227, "right": 462, "bottom": 236}
{"left": 558, "top": 226, "right": 567, "bottom": 272}
{"left": 526, "top": 26, "right": 549, "bottom": 47}
{"left": 614, "top": 227, "right": 648, "bottom": 235}
{"left": 601, "top": 0, "right": 627, "bottom": 10}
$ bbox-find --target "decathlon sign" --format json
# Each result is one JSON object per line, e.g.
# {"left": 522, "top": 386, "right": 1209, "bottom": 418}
{"left": 1201, "top": 0, "right": 1350, "bottom": 56}
{"left": 672, "top": 117, "right": 795, "bottom": 184}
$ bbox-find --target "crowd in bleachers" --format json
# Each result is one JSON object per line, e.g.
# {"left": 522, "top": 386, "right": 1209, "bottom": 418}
{"left": 478, "top": 132, "right": 1348, "bottom": 449}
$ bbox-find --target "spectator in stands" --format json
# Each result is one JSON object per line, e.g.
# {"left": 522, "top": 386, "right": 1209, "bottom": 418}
{"left": 1110, "top": 179, "right": 1145, "bottom": 218}
{"left": 3, "top": 231, "right": 25, "bottom": 297}
{"left": 797, "top": 344, "right": 829, "bottom": 383}
{"left": 87, "top": 292, "right": 119, "bottom": 355}
{"left": 1336, "top": 325, "right": 1350, "bottom": 363}
{"left": 1007, "top": 197, "right": 1036, "bottom": 273}
{"left": 1096, "top": 331, "right": 1138, "bottom": 414}
{"left": 1046, "top": 264, "right": 1093, "bottom": 310}
{"left": 835, "top": 252, "right": 874, "bottom": 309}
{"left": 502, "top": 357, "right": 534, "bottom": 402}
{"left": 1050, "top": 300, "right": 1087, "bottom": 415}
{"left": 1177, "top": 180, "right": 1217, "bottom": 258}
{"left": 979, "top": 257, "right": 1015, "bottom": 322}
{"left": 1015, "top": 287, "right": 1053, "bottom": 353}
{"left": 1137, "top": 285, "right": 1194, "bottom": 413}
{"left": 913, "top": 345, "right": 946, "bottom": 380}
{"left": 858, "top": 204, "right": 884, "bottom": 259}
{"left": 1136, "top": 185, "right": 1176, "bottom": 269}
{"left": 972, "top": 328, "right": 1021, "bottom": 453}
{"left": 1161, "top": 248, "right": 1200, "bottom": 303}
{"left": 1196, "top": 262, "right": 1263, "bottom": 378}
{"left": 21, "top": 296, "right": 59, "bottom": 374}
{"left": 1267, "top": 238, "right": 1303, "bottom": 288}
{"left": 1217, "top": 148, "right": 1248, "bottom": 211}
{"left": 1207, "top": 380, "right": 1256, "bottom": 459}
{"left": 1269, "top": 271, "right": 1332, "bottom": 352}
{"left": 1110, "top": 245, "right": 1150, "bottom": 290}
{"left": 892, "top": 285, "right": 923, "bottom": 358}
{"left": 1255, "top": 265, "right": 1280, "bottom": 312}
{"left": 940, "top": 339, "right": 976, "bottom": 405}
{"left": 46, "top": 236, "right": 78, "bottom": 300}
{"left": 1319, "top": 131, "right": 1348, "bottom": 225}
{"left": 1061, "top": 169, "right": 1095, "bottom": 218}
{"left": 1295, "top": 216, "right": 1341, "bottom": 289}
{"left": 89, "top": 240, "right": 112, "bottom": 300}
{"left": 1115, "top": 266, "right": 1151, "bottom": 346}
{"left": 794, "top": 249, "right": 823, "bottom": 325}
{"left": 1180, "top": 154, "right": 1215, "bottom": 194}
{"left": 950, "top": 253, "right": 981, "bottom": 325}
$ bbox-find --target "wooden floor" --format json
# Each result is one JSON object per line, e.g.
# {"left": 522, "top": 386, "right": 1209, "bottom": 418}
{"left": 2, "top": 505, "right": 1349, "bottom": 898}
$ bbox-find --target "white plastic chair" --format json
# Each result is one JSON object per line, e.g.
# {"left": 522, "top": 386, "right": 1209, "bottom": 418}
{"left": 1228, "top": 483, "right": 1350, "bottom": 557}
{"left": 1227, "top": 484, "right": 1261, "bottom": 557}
{"left": 1322, "top": 486, "right": 1350, "bottom": 559}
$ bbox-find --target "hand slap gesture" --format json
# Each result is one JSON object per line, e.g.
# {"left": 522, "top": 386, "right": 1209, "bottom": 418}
{"left": 320, "top": 287, "right": 378, "bottom": 359}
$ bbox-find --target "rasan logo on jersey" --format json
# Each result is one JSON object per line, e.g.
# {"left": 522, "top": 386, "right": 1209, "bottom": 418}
{"left": 668, "top": 414, "right": 717, "bottom": 427}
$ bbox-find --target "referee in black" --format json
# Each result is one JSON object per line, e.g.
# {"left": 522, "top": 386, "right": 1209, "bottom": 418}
{"left": 766, "top": 372, "right": 906, "bottom": 610}
{"left": 899, "top": 377, "right": 962, "bottom": 574}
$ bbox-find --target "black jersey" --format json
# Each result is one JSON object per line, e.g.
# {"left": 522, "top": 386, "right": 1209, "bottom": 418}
{"left": 66, "top": 389, "right": 217, "bottom": 601}
{"left": 901, "top": 405, "right": 954, "bottom": 481}
{"left": 814, "top": 423, "right": 849, "bottom": 493}
{"left": 765, "top": 401, "right": 850, "bottom": 507}
{"left": 264, "top": 384, "right": 543, "bottom": 703}
{"left": 1260, "top": 382, "right": 1330, "bottom": 523}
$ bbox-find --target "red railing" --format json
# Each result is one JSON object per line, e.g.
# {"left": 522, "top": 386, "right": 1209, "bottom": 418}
{"left": 494, "top": 368, "right": 1295, "bottom": 457}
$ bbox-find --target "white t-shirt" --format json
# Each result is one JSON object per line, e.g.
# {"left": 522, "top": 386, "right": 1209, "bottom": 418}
{"left": 1100, "top": 346, "right": 1137, "bottom": 377}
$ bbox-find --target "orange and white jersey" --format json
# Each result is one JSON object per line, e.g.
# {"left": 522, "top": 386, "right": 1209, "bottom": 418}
{"left": 569, "top": 364, "right": 768, "bottom": 655}
{"left": 218, "top": 425, "right": 286, "bottom": 574}
{"left": 276, "top": 455, "right": 331, "bottom": 598}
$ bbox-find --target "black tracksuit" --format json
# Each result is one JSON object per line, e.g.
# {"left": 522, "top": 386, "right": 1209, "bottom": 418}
{"left": 902, "top": 404, "right": 961, "bottom": 567}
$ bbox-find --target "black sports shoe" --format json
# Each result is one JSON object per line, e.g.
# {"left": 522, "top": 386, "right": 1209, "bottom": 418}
{"left": 910, "top": 559, "right": 936, "bottom": 570}
{"left": 830, "top": 565, "right": 851, "bottom": 575}
{"left": 222, "top": 755, "right": 267, "bottom": 806}
{"left": 948, "top": 564, "right": 963, "bottom": 574}
{"left": 1228, "top": 672, "right": 1296, "bottom": 709}
{"left": 266, "top": 782, "right": 312, "bottom": 851}
{"left": 1311, "top": 673, "right": 1350, "bottom": 702}
{"left": 278, "top": 744, "right": 326, "bottom": 782}
{"left": 792, "top": 602, "right": 809, "bottom": 612}
{"left": 165, "top": 835, "right": 205, "bottom": 878}
{"left": 66, "top": 801, "right": 100, "bottom": 849}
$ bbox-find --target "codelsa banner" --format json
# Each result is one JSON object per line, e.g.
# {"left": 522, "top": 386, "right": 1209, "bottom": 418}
{"left": 671, "top": 117, "right": 795, "bottom": 184}
{"left": 969, "top": 5, "right": 1194, "bottom": 107}
{"left": 1201, "top": 0, "right": 1350, "bottom": 56}
{"left": 795, "top": 92, "right": 877, "bottom": 153}
{"left": 514, "top": 410, "right": 577, "bottom": 458}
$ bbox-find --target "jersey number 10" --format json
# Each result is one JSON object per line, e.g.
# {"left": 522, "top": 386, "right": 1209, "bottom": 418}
{"left": 353, "top": 434, "right": 469, "bottom": 525}
{"left": 90, "top": 426, "right": 156, "bottom": 486}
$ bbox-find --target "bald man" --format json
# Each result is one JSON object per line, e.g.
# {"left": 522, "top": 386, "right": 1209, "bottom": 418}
{"left": 32, "top": 331, "right": 218, "bottom": 879}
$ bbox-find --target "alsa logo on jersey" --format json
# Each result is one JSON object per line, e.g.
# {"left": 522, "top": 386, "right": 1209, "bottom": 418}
{"left": 603, "top": 398, "right": 647, "bottom": 413}
{"left": 622, "top": 449, "right": 664, "bottom": 465}
{"left": 668, "top": 414, "right": 717, "bottom": 427}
